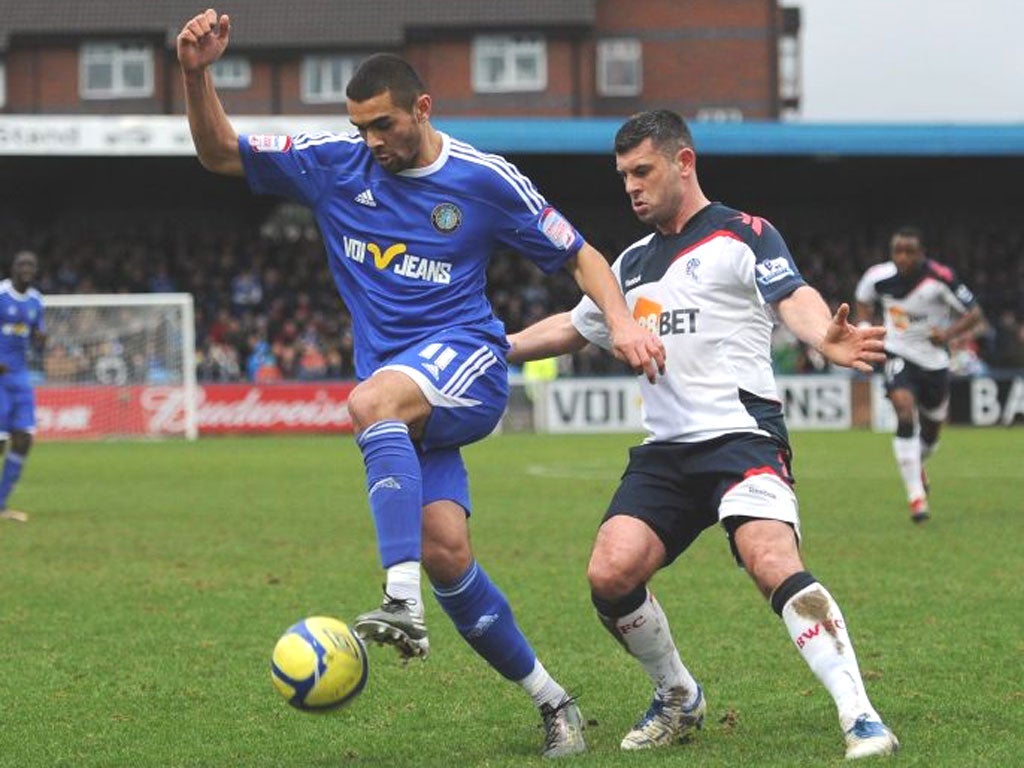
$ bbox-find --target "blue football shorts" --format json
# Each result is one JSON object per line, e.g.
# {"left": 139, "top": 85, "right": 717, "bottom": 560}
{"left": 0, "top": 375, "right": 37, "bottom": 437}
{"left": 604, "top": 433, "right": 801, "bottom": 565}
{"left": 379, "top": 330, "right": 509, "bottom": 514}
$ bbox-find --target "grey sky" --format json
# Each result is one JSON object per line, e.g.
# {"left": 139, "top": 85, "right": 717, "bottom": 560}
{"left": 796, "top": 0, "right": 1024, "bottom": 122}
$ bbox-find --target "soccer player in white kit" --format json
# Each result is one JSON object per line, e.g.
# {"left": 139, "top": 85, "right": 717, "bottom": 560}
{"left": 855, "top": 227, "right": 982, "bottom": 522}
{"left": 509, "top": 110, "right": 899, "bottom": 760}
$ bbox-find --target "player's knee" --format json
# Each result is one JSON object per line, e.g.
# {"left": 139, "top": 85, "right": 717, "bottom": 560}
{"left": 347, "top": 384, "right": 391, "bottom": 431}
{"left": 422, "top": 536, "right": 472, "bottom": 585}
{"left": 745, "top": 549, "right": 804, "bottom": 597}
{"left": 587, "top": 553, "right": 642, "bottom": 601}
{"left": 10, "top": 433, "right": 32, "bottom": 455}
{"left": 733, "top": 523, "right": 803, "bottom": 596}
{"left": 889, "top": 396, "right": 915, "bottom": 423}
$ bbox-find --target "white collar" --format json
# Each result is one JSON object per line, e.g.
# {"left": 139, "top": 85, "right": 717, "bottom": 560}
{"left": 398, "top": 131, "right": 450, "bottom": 178}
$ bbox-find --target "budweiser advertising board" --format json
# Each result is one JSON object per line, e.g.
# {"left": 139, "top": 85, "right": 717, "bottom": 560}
{"left": 36, "top": 383, "right": 357, "bottom": 438}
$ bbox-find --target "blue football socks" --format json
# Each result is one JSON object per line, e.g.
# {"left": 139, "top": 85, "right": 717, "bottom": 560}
{"left": 357, "top": 421, "right": 422, "bottom": 568}
{"left": 434, "top": 560, "right": 536, "bottom": 681}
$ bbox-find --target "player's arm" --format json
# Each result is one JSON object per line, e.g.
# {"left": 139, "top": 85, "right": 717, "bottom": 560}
{"left": 565, "top": 242, "right": 664, "bottom": 382}
{"left": 852, "top": 265, "right": 881, "bottom": 327}
{"left": 507, "top": 312, "right": 588, "bottom": 365}
{"left": 177, "top": 9, "right": 242, "bottom": 176}
{"left": 930, "top": 305, "right": 983, "bottom": 346}
{"left": 776, "top": 286, "right": 886, "bottom": 373}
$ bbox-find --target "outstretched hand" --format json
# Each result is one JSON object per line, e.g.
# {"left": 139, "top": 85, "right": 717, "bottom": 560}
{"left": 820, "top": 303, "right": 886, "bottom": 373}
{"left": 177, "top": 9, "right": 231, "bottom": 73}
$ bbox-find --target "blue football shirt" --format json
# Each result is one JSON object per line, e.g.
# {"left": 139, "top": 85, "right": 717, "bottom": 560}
{"left": 239, "top": 130, "right": 584, "bottom": 379}
{"left": 0, "top": 279, "right": 45, "bottom": 381}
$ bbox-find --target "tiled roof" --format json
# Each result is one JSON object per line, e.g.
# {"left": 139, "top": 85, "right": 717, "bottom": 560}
{"left": 0, "top": 0, "right": 597, "bottom": 49}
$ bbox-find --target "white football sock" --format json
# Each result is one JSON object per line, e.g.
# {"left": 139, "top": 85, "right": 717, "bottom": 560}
{"left": 385, "top": 560, "right": 423, "bottom": 616}
{"left": 893, "top": 436, "right": 925, "bottom": 501}
{"left": 780, "top": 582, "right": 880, "bottom": 732}
{"left": 614, "top": 591, "right": 699, "bottom": 704}
{"left": 517, "top": 659, "right": 568, "bottom": 709}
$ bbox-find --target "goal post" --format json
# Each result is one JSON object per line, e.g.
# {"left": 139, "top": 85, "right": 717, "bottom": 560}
{"left": 39, "top": 293, "right": 198, "bottom": 440}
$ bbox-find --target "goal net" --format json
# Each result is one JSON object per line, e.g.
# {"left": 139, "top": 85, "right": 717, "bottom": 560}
{"left": 38, "top": 293, "right": 198, "bottom": 440}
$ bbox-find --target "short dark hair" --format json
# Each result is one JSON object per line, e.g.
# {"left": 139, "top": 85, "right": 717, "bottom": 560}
{"left": 614, "top": 109, "right": 694, "bottom": 156}
{"left": 892, "top": 225, "right": 925, "bottom": 249}
{"left": 346, "top": 53, "right": 426, "bottom": 111}
{"left": 12, "top": 250, "right": 37, "bottom": 267}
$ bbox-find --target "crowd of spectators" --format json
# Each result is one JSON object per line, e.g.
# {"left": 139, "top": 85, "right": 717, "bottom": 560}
{"left": 1, "top": 201, "right": 1022, "bottom": 385}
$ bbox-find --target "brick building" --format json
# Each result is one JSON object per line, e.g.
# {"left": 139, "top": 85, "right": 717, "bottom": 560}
{"left": 0, "top": 0, "right": 799, "bottom": 120}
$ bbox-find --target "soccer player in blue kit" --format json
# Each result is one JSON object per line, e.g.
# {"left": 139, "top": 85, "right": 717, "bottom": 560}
{"left": 0, "top": 250, "right": 46, "bottom": 523}
{"left": 509, "top": 111, "right": 899, "bottom": 760}
{"left": 177, "top": 9, "right": 663, "bottom": 756}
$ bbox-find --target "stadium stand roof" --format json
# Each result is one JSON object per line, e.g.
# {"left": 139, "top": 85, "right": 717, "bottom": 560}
{"left": 1, "top": 115, "right": 1021, "bottom": 158}
{"left": 0, "top": 0, "right": 596, "bottom": 49}
{"left": 436, "top": 119, "right": 1024, "bottom": 157}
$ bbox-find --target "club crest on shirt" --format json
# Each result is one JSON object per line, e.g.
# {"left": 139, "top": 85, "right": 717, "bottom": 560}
{"left": 538, "top": 207, "right": 577, "bottom": 250}
{"left": 248, "top": 134, "right": 293, "bottom": 153}
{"left": 431, "top": 202, "right": 462, "bottom": 233}
{"left": 1, "top": 322, "right": 29, "bottom": 337}
{"left": 685, "top": 257, "right": 701, "bottom": 282}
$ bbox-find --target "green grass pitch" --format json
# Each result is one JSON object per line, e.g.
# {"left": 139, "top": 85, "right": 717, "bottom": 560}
{"left": 0, "top": 428, "right": 1021, "bottom": 767}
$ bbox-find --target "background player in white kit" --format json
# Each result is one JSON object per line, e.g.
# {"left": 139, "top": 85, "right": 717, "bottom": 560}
{"left": 855, "top": 226, "right": 982, "bottom": 522}
{"left": 509, "top": 110, "right": 899, "bottom": 760}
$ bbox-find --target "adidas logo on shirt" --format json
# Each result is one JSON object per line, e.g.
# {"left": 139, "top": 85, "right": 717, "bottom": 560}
{"left": 354, "top": 189, "right": 377, "bottom": 207}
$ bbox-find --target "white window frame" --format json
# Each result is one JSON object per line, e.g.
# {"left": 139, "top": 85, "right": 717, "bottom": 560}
{"left": 301, "top": 55, "right": 360, "bottom": 104}
{"left": 778, "top": 35, "right": 801, "bottom": 104}
{"left": 211, "top": 56, "right": 252, "bottom": 89}
{"left": 472, "top": 35, "right": 547, "bottom": 93}
{"left": 695, "top": 107, "right": 744, "bottom": 123}
{"left": 80, "top": 42, "right": 154, "bottom": 99}
{"left": 597, "top": 38, "right": 642, "bottom": 97}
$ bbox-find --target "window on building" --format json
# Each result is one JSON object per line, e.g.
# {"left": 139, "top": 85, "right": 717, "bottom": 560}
{"left": 80, "top": 42, "right": 154, "bottom": 99}
{"left": 212, "top": 56, "right": 251, "bottom": 89}
{"left": 779, "top": 7, "right": 802, "bottom": 115}
{"left": 302, "top": 55, "right": 360, "bottom": 104}
{"left": 597, "top": 38, "right": 642, "bottom": 97}
{"left": 472, "top": 35, "right": 547, "bottom": 93}
{"left": 695, "top": 107, "right": 744, "bottom": 122}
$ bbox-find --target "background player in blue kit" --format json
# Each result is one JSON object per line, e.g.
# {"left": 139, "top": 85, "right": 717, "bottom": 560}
{"left": 0, "top": 250, "right": 46, "bottom": 523}
{"left": 178, "top": 9, "right": 663, "bottom": 757}
{"left": 508, "top": 110, "right": 898, "bottom": 760}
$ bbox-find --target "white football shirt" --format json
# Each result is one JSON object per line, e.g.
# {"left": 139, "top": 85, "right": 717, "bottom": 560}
{"left": 854, "top": 259, "right": 977, "bottom": 370}
{"left": 572, "top": 203, "right": 806, "bottom": 445}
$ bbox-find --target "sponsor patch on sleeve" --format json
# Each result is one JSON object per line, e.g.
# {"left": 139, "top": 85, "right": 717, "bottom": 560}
{"left": 755, "top": 256, "right": 796, "bottom": 286}
{"left": 248, "top": 134, "right": 293, "bottom": 153}
{"left": 538, "top": 207, "right": 579, "bottom": 251}
{"left": 955, "top": 284, "right": 975, "bottom": 305}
